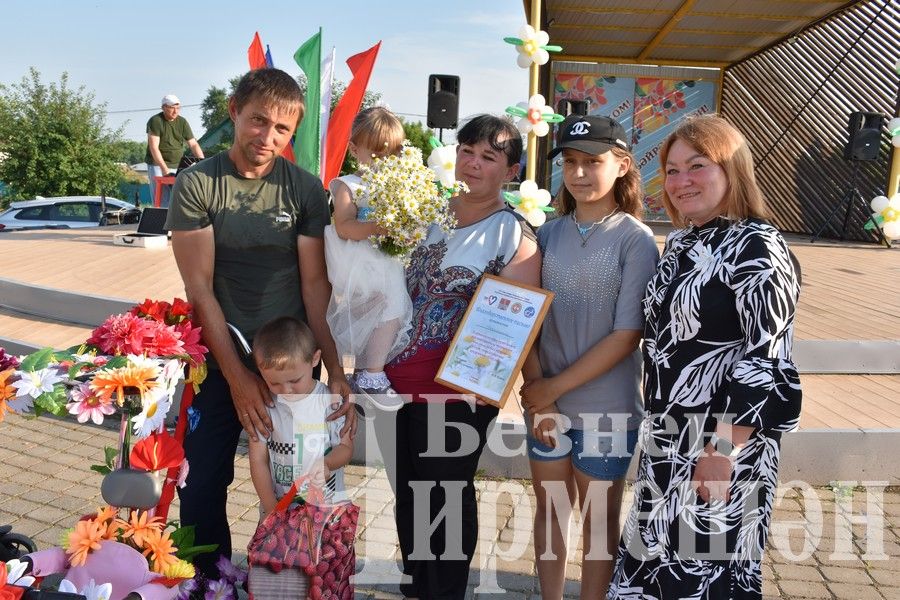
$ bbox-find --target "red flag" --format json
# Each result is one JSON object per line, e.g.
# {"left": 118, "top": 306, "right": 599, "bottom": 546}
{"left": 323, "top": 41, "right": 381, "bottom": 186}
{"left": 248, "top": 32, "right": 266, "bottom": 70}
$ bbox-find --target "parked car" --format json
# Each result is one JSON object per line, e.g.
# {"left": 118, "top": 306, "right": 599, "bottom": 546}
{"left": 0, "top": 196, "right": 141, "bottom": 231}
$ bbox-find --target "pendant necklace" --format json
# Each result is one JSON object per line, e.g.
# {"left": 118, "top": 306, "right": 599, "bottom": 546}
{"left": 573, "top": 209, "right": 619, "bottom": 247}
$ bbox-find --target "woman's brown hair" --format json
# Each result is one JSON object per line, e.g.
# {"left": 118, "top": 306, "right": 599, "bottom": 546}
{"left": 659, "top": 114, "right": 771, "bottom": 227}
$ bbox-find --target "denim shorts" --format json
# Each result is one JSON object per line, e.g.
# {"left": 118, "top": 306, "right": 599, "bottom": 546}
{"left": 527, "top": 428, "right": 638, "bottom": 480}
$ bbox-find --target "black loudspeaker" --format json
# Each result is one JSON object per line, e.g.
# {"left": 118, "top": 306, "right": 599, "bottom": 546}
{"left": 557, "top": 99, "right": 589, "bottom": 117}
{"left": 843, "top": 111, "right": 884, "bottom": 161}
{"left": 427, "top": 74, "right": 460, "bottom": 129}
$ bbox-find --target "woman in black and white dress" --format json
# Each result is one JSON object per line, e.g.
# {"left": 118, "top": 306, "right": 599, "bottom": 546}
{"left": 608, "top": 115, "right": 802, "bottom": 600}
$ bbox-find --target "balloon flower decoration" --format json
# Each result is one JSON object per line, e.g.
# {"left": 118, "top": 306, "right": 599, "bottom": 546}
{"left": 506, "top": 94, "right": 564, "bottom": 137}
{"left": 503, "top": 180, "right": 553, "bottom": 227}
{"left": 888, "top": 117, "right": 900, "bottom": 149}
{"left": 504, "top": 25, "right": 562, "bottom": 68}
{"left": 426, "top": 137, "right": 460, "bottom": 191}
{"left": 866, "top": 193, "right": 900, "bottom": 240}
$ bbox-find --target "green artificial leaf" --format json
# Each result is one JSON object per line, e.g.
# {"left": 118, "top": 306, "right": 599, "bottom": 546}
{"left": 19, "top": 347, "right": 56, "bottom": 372}
{"left": 176, "top": 543, "right": 219, "bottom": 561}
{"left": 503, "top": 37, "right": 524, "bottom": 46}
{"left": 33, "top": 387, "right": 69, "bottom": 417}
{"left": 542, "top": 44, "right": 563, "bottom": 53}
{"left": 90, "top": 464, "right": 112, "bottom": 475}
{"left": 103, "top": 356, "right": 129, "bottom": 369}
{"left": 169, "top": 525, "right": 196, "bottom": 553}
{"left": 104, "top": 446, "right": 118, "bottom": 470}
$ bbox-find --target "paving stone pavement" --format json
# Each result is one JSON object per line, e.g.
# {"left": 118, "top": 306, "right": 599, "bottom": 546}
{"left": 0, "top": 413, "right": 897, "bottom": 599}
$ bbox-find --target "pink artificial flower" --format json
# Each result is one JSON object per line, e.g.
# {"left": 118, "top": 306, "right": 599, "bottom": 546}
{"left": 87, "top": 313, "right": 151, "bottom": 356}
{"left": 175, "top": 322, "right": 208, "bottom": 365}
{"left": 176, "top": 459, "right": 189, "bottom": 488}
{"left": 67, "top": 381, "right": 116, "bottom": 425}
{"left": 145, "top": 322, "right": 184, "bottom": 358}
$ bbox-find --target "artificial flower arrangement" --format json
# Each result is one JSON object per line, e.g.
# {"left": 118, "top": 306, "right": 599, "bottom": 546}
{"left": 2, "top": 298, "right": 206, "bottom": 428}
{"left": 359, "top": 142, "right": 463, "bottom": 263}
{"left": 20, "top": 504, "right": 221, "bottom": 600}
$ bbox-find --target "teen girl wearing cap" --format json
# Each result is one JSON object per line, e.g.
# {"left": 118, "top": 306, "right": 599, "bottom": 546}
{"left": 520, "top": 114, "right": 658, "bottom": 599}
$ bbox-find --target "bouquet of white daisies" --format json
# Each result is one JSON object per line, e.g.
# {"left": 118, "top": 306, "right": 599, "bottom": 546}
{"left": 358, "top": 143, "right": 463, "bottom": 262}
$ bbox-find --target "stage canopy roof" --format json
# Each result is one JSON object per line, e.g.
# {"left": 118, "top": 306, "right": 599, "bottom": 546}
{"left": 526, "top": 0, "right": 861, "bottom": 68}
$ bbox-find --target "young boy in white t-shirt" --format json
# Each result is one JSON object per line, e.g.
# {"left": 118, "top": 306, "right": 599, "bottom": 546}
{"left": 247, "top": 317, "right": 354, "bottom": 597}
{"left": 249, "top": 316, "right": 353, "bottom": 513}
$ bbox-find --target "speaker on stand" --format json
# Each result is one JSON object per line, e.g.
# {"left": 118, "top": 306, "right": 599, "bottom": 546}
{"left": 556, "top": 99, "right": 589, "bottom": 117}
{"left": 811, "top": 111, "right": 890, "bottom": 246}
{"left": 427, "top": 74, "right": 460, "bottom": 142}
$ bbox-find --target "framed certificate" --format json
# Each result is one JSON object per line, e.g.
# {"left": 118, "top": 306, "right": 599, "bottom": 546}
{"left": 435, "top": 274, "right": 554, "bottom": 407}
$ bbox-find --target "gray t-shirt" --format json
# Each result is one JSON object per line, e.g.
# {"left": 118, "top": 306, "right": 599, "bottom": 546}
{"left": 165, "top": 153, "right": 328, "bottom": 353}
{"left": 536, "top": 212, "right": 659, "bottom": 431}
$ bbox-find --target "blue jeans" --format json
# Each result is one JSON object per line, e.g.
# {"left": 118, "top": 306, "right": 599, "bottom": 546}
{"left": 527, "top": 428, "right": 639, "bottom": 480}
{"left": 147, "top": 164, "right": 173, "bottom": 208}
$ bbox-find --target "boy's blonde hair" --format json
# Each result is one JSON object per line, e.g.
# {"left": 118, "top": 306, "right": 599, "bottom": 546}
{"left": 351, "top": 106, "right": 405, "bottom": 157}
{"left": 253, "top": 316, "right": 318, "bottom": 370}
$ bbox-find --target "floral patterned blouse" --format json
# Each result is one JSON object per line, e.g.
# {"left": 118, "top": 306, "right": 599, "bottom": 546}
{"left": 610, "top": 217, "right": 802, "bottom": 600}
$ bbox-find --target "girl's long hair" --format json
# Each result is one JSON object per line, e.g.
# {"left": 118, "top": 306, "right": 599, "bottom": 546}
{"left": 556, "top": 147, "right": 643, "bottom": 219}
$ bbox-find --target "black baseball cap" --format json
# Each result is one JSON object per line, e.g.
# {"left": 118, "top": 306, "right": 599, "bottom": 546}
{"left": 548, "top": 114, "right": 629, "bottom": 158}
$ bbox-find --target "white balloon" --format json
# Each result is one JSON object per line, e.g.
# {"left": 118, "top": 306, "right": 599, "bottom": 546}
{"left": 888, "top": 117, "right": 900, "bottom": 135}
{"left": 882, "top": 220, "right": 900, "bottom": 240}
{"left": 893, "top": 133, "right": 900, "bottom": 148}
{"left": 871, "top": 195, "right": 890, "bottom": 212}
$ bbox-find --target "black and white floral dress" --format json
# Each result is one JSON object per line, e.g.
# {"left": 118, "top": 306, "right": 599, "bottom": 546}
{"left": 609, "top": 217, "right": 802, "bottom": 600}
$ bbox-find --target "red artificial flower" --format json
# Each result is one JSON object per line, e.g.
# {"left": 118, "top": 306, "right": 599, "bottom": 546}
{"left": 130, "top": 430, "right": 185, "bottom": 472}
{"left": 132, "top": 299, "right": 171, "bottom": 323}
{"left": 167, "top": 298, "right": 193, "bottom": 324}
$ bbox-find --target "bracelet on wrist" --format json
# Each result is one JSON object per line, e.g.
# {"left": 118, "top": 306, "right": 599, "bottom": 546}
{"left": 707, "top": 433, "right": 742, "bottom": 458}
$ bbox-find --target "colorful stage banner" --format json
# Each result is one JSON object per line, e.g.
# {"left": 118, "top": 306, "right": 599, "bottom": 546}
{"left": 551, "top": 73, "right": 716, "bottom": 220}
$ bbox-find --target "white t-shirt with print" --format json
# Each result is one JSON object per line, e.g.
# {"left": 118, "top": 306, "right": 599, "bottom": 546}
{"left": 265, "top": 381, "right": 347, "bottom": 502}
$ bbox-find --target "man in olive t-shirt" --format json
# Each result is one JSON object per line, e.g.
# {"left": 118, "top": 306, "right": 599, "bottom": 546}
{"left": 164, "top": 69, "right": 353, "bottom": 578}
{"left": 146, "top": 94, "right": 204, "bottom": 207}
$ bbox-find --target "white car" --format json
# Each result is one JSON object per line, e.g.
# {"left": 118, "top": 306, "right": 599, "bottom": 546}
{"left": 0, "top": 196, "right": 141, "bottom": 232}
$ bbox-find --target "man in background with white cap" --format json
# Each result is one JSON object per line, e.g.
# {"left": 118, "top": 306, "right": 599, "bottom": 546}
{"left": 145, "top": 94, "right": 204, "bottom": 207}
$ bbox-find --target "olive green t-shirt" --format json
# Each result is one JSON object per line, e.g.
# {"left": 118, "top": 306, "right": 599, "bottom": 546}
{"left": 165, "top": 152, "right": 329, "bottom": 355}
{"left": 145, "top": 113, "right": 195, "bottom": 168}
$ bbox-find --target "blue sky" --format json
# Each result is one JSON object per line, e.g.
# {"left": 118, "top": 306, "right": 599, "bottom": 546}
{"left": 0, "top": 0, "right": 530, "bottom": 142}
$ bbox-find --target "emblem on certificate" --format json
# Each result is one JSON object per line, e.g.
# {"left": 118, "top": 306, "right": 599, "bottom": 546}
{"left": 435, "top": 274, "right": 553, "bottom": 407}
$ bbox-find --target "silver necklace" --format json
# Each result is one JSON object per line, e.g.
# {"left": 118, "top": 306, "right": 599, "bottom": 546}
{"left": 572, "top": 209, "right": 619, "bottom": 247}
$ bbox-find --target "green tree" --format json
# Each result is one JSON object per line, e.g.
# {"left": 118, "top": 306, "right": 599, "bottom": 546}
{"left": 0, "top": 68, "right": 122, "bottom": 203}
{"left": 200, "top": 86, "right": 229, "bottom": 132}
{"left": 402, "top": 119, "right": 435, "bottom": 164}
{"left": 108, "top": 139, "right": 146, "bottom": 164}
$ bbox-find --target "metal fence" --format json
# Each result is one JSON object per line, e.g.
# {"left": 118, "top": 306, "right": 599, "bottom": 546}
{"left": 721, "top": 0, "right": 899, "bottom": 241}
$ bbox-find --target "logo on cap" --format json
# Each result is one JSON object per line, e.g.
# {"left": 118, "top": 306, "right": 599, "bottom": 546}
{"left": 569, "top": 121, "right": 591, "bottom": 136}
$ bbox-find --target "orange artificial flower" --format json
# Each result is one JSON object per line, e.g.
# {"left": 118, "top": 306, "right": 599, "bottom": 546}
{"left": 105, "top": 517, "right": 128, "bottom": 540}
{"left": 90, "top": 364, "right": 159, "bottom": 406}
{"left": 67, "top": 518, "right": 105, "bottom": 566}
{"left": 0, "top": 368, "right": 15, "bottom": 423}
{"left": 94, "top": 505, "right": 118, "bottom": 524}
{"left": 120, "top": 510, "right": 164, "bottom": 547}
{"left": 141, "top": 528, "right": 179, "bottom": 574}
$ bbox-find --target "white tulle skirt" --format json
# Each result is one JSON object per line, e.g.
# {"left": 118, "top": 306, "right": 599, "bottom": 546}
{"left": 324, "top": 225, "right": 412, "bottom": 370}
